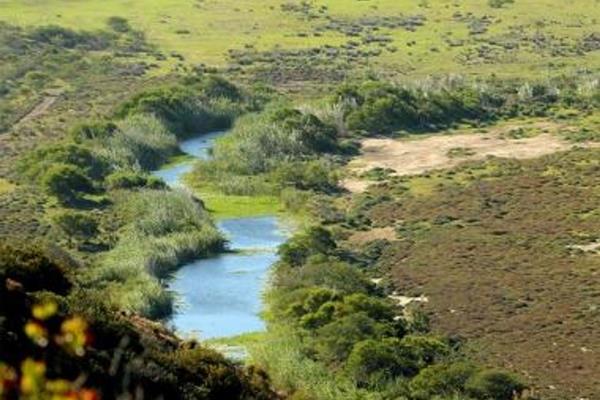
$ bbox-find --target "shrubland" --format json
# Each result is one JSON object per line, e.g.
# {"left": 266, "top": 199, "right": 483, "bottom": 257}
{"left": 0, "top": 241, "right": 278, "bottom": 399}
{"left": 251, "top": 226, "right": 526, "bottom": 400}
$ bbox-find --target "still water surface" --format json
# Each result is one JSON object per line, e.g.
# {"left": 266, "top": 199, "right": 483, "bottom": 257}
{"left": 153, "top": 132, "right": 287, "bottom": 339}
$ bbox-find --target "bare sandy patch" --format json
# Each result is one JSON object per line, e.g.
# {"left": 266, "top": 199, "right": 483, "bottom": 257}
{"left": 344, "top": 121, "right": 590, "bottom": 192}
{"left": 348, "top": 227, "right": 396, "bottom": 244}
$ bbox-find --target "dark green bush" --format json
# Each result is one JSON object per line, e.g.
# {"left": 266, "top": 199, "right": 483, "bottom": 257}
{"left": 41, "top": 163, "right": 95, "bottom": 204}
{"left": 465, "top": 370, "right": 526, "bottom": 400}
{"left": 313, "top": 312, "right": 390, "bottom": 363}
{"left": 0, "top": 241, "right": 73, "bottom": 294}
{"left": 339, "top": 81, "right": 487, "bottom": 134}
{"left": 271, "top": 159, "right": 338, "bottom": 192}
{"left": 70, "top": 120, "right": 118, "bottom": 142}
{"left": 19, "top": 143, "right": 109, "bottom": 181}
{"left": 106, "top": 16, "right": 131, "bottom": 33}
{"left": 346, "top": 338, "right": 419, "bottom": 386}
{"left": 278, "top": 227, "right": 336, "bottom": 267}
{"left": 117, "top": 85, "right": 238, "bottom": 137}
{"left": 52, "top": 211, "right": 99, "bottom": 240}
{"left": 200, "top": 75, "right": 242, "bottom": 101}
{"left": 28, "top": 25, "right": 113, "bottom": 50}
{"left": 409, "top": 362, "right": 477, "bottom": 399}
{"left": 278, "top": 258, "right": 372, "bottom": 294}
{"left": 105, "top": 170, "right": 165, "bottom": 190}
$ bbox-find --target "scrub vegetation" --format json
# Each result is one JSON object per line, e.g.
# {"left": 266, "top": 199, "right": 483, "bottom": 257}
{"left": 1, "top": 1, "right": 599, "bottom": 399}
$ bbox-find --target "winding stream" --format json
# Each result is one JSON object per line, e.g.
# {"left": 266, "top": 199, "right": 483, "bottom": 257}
{"left": 153, "top": 132, "right": 287, "bottom": 339}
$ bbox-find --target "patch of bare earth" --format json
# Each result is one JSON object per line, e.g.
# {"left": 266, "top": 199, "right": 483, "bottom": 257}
{"left": 344, "top": 121, "right": 589, "bottom": 192}
{"left": 348, "top": 227, "right": 396, "bottom": 244}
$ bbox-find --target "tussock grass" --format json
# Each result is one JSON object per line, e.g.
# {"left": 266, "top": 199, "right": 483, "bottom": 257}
{"left": 82, "top": 189, "right": 225, "bottom": 318}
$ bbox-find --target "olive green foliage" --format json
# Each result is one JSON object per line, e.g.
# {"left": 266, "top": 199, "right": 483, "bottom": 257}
{"left": 105, "top": 170, "right": 165, "bottom": 190}
{"left": 339, "top": 80, "right": 487, "bottom": 134}
{"left": 265, "top": 225, "right": 526, "bottom": 398}
{"left": 116, "top": 83, "right": 241, "bottom": 138}
{"left": 103, "top": 113, "right": 179, "bottom": 170}
{"left": 52, "top": 211, "right": 99, "bottom": 240}
{"left": 18, "top": 143, "right": 108, "bottom": 205}
{"left": 278, "top": 227, "right": 336, "bottom": 267}
{"left": 19, "top": 143, "right": 109, "bottom": 182}
{"left": 338, "top": 78, "right": 600, "bottom": 135}
{"left": 489, "top": 0, "right": 515, "bottom": 8}
{"left": 40, "top": 163, "right": 95, "bottom": 205}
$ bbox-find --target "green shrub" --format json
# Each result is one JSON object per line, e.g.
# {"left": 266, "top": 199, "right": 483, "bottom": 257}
{"left": 105, "top": 170, "right": 165, "bottom": 190}
{"left": 277, "top": 259, "right": 372, "bottom": 294}
{"left": 116, "top": 85, "right": 238, "bottom": 137}
{"left": 465, "top": 370, "right": 526, "bottom": 400}
{"left": 409, "top": 362, "right": 476, "bottom": 399}
{"left": 399, "top": 335, "right": 450, "bottom": 368}
{"left": 52, "top": 211, "right": 99, "bottom": 240}
{"left": 0, "top": 241, "right": 72, "bottom": 294}
{"left": 41, "top": 163, "right": 95, "bottom": 205}
{"left": 28, "top": 25, "right": 114, "bottom": 50}
{"left": 200, "top": 75, "right": 242, "bottom": 101}
{"left": 346, "top": 338, "right": 419, "bottom": 386}
{"left": 19, "top": 143, "right": 109, "bottom": 181}
{"left": 489, "top": 0, "right": 514, "bottom": 8}
{"left": 106, "top": 16, "right": 131, "bottom": 33}
{"left": 271, "top": 159, "right": 339, "bottom": 192}
{"left": 70, "top": 120, "right": 118, "bottom": 142}
{"left": 313, "top": 313, "right": 389, "bottom": 363}
{"left": 278, "top": 227, "right": 337, "bottom": 267}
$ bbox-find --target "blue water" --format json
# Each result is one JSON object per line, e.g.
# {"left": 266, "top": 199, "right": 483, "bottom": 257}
{"left": 153, "top": 132, "right": 287, "bottom": 339}
{"left": 153, "top": 131, "right": 224, "bottom": 187}
{"left": 170, "top": 217, "right": 286, "bottom": 339}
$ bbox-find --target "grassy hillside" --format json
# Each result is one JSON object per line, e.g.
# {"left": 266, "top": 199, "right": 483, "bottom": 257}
{"left": 0, "top": 1, "right": 599, "bottom": 399}
{"left": 1, "top": 0, "right": 599, "bottom": 80}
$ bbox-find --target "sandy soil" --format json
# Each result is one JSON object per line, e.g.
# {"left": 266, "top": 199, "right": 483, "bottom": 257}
{"left": 344, "top": 121, "right": 588, "bottom": 192}
{"left": 348, "top": 227, "right": 397, "bottom": 244}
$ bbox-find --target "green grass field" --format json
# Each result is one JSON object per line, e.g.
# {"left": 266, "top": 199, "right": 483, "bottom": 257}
{"left": 1, "top": 0, "right": 598, "bottom": 79}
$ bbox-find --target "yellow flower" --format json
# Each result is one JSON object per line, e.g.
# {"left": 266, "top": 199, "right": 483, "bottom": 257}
{"left": 24, "top": 321, "right": 49, "bottom": 347}
{"left": 20, "top": 359, "right": 46, "bottom": 395}
{"left": 58, "top": 317, "right": 89, "bottom": 356}
{"left": 32, "top": 301, "right": 58, "bottom": 321}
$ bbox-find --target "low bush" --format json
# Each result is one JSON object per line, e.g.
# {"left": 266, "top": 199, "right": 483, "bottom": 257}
{"left": 278, "top": 227, "right": 337, "bottom": 267}
{"left": 105, "top": 170, "right": 165, "bottom": 190}
{"left": 116, "top": 84, "right": 241, "bottom": 137}
{"left": 52, "top": 211, "right": 99, "bottom": 240}
{"left": 40, "top": 163, "right": 95, "bottom": 205}
{"left": 409, "top": 362, "right": 477, "bottom": 399}
{"left": 465, "top": 370, "right": 526, "bottom": 400}
{"left": 19, "top": 143, "right": 109, "bottom": 182}
{"left": 0, "top": 241, "right": 73, "bottom": 294}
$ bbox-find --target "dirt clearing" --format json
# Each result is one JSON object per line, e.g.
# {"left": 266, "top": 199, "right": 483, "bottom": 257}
{"left": 343, "top": 121, "right": 591, "bottom": 192}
